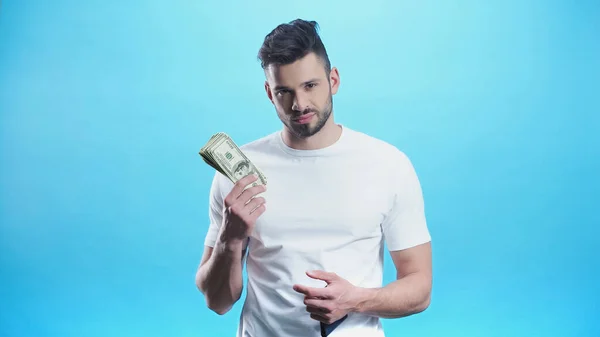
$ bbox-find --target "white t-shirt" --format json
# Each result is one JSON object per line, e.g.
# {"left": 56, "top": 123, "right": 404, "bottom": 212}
{"left": 204, "top": 125, "right": 431, "bottom": 337}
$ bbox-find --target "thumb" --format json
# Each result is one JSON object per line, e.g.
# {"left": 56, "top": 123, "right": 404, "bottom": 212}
{"left": 306, "top": 270, "right": 338, "bottom": 284}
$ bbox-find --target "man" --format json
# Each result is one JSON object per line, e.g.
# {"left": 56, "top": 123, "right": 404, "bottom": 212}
{"left": 196, "top": 19, "right": 432, "bottom": 337}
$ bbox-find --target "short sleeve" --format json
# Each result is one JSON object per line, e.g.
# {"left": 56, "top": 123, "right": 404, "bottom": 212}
{"left": 381, "top": 150, "right": 431, "bottom": 251}
{"left": 203, "top": 172, "right": 226, "bottom": 248}
{"left": 203, "top": 172, "right": 250, "bottom": 252}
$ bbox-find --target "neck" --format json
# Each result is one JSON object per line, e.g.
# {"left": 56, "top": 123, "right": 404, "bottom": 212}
{"left": 282, "top": 118, "right": 342, "bottom": 151}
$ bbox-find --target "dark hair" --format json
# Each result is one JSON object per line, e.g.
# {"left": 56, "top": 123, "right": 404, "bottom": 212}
{"left": 258, "top": 19, "right": 331, "bottom": 75}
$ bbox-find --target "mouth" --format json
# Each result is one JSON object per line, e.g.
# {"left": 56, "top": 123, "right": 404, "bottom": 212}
{"left": 292, "top": 112, "right": 315, "bottom": 124}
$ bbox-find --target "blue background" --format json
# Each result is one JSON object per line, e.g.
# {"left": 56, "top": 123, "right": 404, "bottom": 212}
{"left": 1, "top": 1, "right": 598, "bottom": 336}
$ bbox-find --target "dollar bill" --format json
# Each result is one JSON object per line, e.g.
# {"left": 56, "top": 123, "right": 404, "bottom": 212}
{"left": 199, "top": 132, "right": 267, "bottom": 187}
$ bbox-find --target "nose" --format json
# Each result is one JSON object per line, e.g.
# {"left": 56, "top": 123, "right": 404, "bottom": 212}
{"left": 292, "top": 92, "right": 309, "bottom": 112}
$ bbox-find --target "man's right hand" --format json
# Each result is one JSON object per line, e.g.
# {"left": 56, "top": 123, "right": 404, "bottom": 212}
{"left": 218, "top": 174, "right": 267, "bottom": 247}
{"left": 197, "top": 173, "right": 266, "bottom": 315}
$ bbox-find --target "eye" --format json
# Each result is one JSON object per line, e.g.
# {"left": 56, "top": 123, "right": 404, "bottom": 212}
{"left": 306, "top": 83, "right": 317, "bottom": 89}
{"left": 276, "top": 90, "right": 289, "bottom": 97}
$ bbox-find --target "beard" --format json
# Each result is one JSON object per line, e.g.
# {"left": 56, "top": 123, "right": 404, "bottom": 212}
{"left": 279, "top": 93, "right": 333, "bottom": 139}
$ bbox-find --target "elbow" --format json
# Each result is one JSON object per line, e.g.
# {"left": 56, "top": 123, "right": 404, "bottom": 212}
{"left": 195, "top": 272, "right": 239, "bottom": 316}
{"left": 199, "top": 285, "right": 234, "bottom": 315}
{"left": 413, "top": 284, "right": 432, "bottom": 314}
{"left": 415, "top": 293, "right": 431, "bottom": 313}
{"left": 414, "top": 273, "right": 432, "bottom": 314}
{"left": 205, "top": 291, "right": 239, "bottom": 315}
{"left": 208, "top": 301, "right": 233, "bottom": 315}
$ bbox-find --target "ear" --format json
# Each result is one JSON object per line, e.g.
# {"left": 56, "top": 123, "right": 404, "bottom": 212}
{"left": 265, "top": 81, "right": 274, "bottom": 104}
{"left": 329, "top": 67, "right": 340, "bottom": 95}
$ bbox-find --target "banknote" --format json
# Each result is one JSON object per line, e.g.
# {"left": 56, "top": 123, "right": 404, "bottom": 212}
{"left": 199, "top": 132, "right": 267, "bottom": 188}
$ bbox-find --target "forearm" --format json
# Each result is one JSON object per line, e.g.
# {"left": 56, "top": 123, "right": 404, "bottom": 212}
{"left": 354, "top": 272, "right": 431, "bottom": 319}
{"left": 196, "top": 239, "right": 245, "bottom": 315}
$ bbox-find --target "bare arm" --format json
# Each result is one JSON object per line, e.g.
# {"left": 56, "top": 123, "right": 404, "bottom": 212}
{"left": 294, "top": 152, "right": 432, "bottom": 323}
{"left": 195, "top": 174, "right": 266, "bottom": 315}
{"left": 294, "top": 242, "right": 432, "bottom": 324}
{"left": 195, "top": 241, "right": 246, "bottom": 315}
{"left": 355, "top": 242, "right": 432, "bottom": 318}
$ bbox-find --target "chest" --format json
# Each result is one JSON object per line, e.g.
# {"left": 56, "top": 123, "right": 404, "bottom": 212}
{"left": 249, "top": 157, "right": 391, "bottom": 250}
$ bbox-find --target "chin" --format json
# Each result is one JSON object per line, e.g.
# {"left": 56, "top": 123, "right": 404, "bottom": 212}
{"left": 292, "top": 123, "right": 324, "bottom": 138}
{"left": 291, "top": 128, "right": 314, "bottom": 138}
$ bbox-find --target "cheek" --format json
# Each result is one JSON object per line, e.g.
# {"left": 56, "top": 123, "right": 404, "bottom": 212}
{"left": 273, "top": 101, "right": 289, "bottom": 118}
{"left": 313, "top": 91, "right": 329, "bottom": 108}
{"left": 275, "top": 96, "right": 292, "bottom": 110}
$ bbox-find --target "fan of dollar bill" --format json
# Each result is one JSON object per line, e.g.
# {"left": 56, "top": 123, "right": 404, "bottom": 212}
{"left": 199, "top": 132, "right": 267, "bottom": 187}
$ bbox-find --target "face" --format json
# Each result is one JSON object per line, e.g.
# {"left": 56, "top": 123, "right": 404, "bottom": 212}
{"left": 264, "top": 52, "right": 340, "bottom": 138}
{"left": 234, "top": 162, "right": 250, "bottom": 180}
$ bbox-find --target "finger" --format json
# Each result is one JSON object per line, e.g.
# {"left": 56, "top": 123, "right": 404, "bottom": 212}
{"left": 249, "top": 204, "right": 266, "bottom": 219}
{"left": 304, "top": 298, "right": 331, "bottom": 311}
{"left": 310, "top": 313, "right": 331, "bottom": 324}
{"left": 292, "top": 284, "right": 331, "bottom": 299}
{"left": 305, "top": 302, "right": 332, "bottom": 314}
{"left": 244, "top": 197, "right": 266, "bottom": 214}
{"left": 225, "top": 175, "right": 259, "bottom": 205}
{"left": 237, "top": 184, "right": 267, "bottom": 204}
{"left": 306, "top": 306, "right": 321, "bottom": 314}
{"left": 306, "top": 270, "right": 338, "bottom": 284}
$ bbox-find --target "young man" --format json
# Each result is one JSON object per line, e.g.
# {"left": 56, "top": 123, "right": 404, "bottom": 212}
{"left": 196, "top": 19, "right": 432, "bottom": 337}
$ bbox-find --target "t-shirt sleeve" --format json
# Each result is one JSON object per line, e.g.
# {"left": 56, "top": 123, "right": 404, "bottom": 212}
{"left": 204, "top": 172, "right": 227, "bottom": 248}
{"left": 381, "top": 150, "right": 431, "bottom": 251}
{"left": 203, "top": 172, "right": 251, "bottom": 255}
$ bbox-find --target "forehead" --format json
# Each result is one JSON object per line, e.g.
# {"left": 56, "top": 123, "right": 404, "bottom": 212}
{"left": 265, "top": 53, "right": 327, "bottom": 86}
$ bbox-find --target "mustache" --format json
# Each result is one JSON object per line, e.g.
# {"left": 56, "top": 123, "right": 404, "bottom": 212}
{"left": 292, "top": 108, "right": 318, "bottom": 117}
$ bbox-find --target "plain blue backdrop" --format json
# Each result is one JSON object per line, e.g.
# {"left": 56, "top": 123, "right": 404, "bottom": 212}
{"left": 1, "top": 1, "right": 598, "bottom": 336}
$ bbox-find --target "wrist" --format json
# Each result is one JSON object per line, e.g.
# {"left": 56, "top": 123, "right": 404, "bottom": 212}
{"left": 217, "top": 233, "right": 246, "bottom": 252}
{"left": 352, "top": 287, "right": 380, "bottom": 313}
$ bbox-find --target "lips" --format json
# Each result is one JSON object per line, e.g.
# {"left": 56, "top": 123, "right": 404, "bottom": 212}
{"left": 293, "top": 113, "right": 315, "bottom": 124}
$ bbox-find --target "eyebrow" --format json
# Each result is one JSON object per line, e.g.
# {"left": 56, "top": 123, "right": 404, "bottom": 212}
{"left": 274, "top": 78, "right": 321, "bottom": 91}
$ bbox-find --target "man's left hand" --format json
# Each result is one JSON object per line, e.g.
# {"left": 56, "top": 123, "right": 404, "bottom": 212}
{"left": 293, "top": 270, "right": 362, "bottom": 324}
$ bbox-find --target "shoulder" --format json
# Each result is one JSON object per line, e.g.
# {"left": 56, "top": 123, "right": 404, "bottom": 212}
{"left": 345, "top": 127, "right": 412, "bottom": 167}
{"left": 238, "top": 131, "right": 280, "bottom": 154}
{"left": 345, "top": 129, "right": 424, "bottom": 201}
